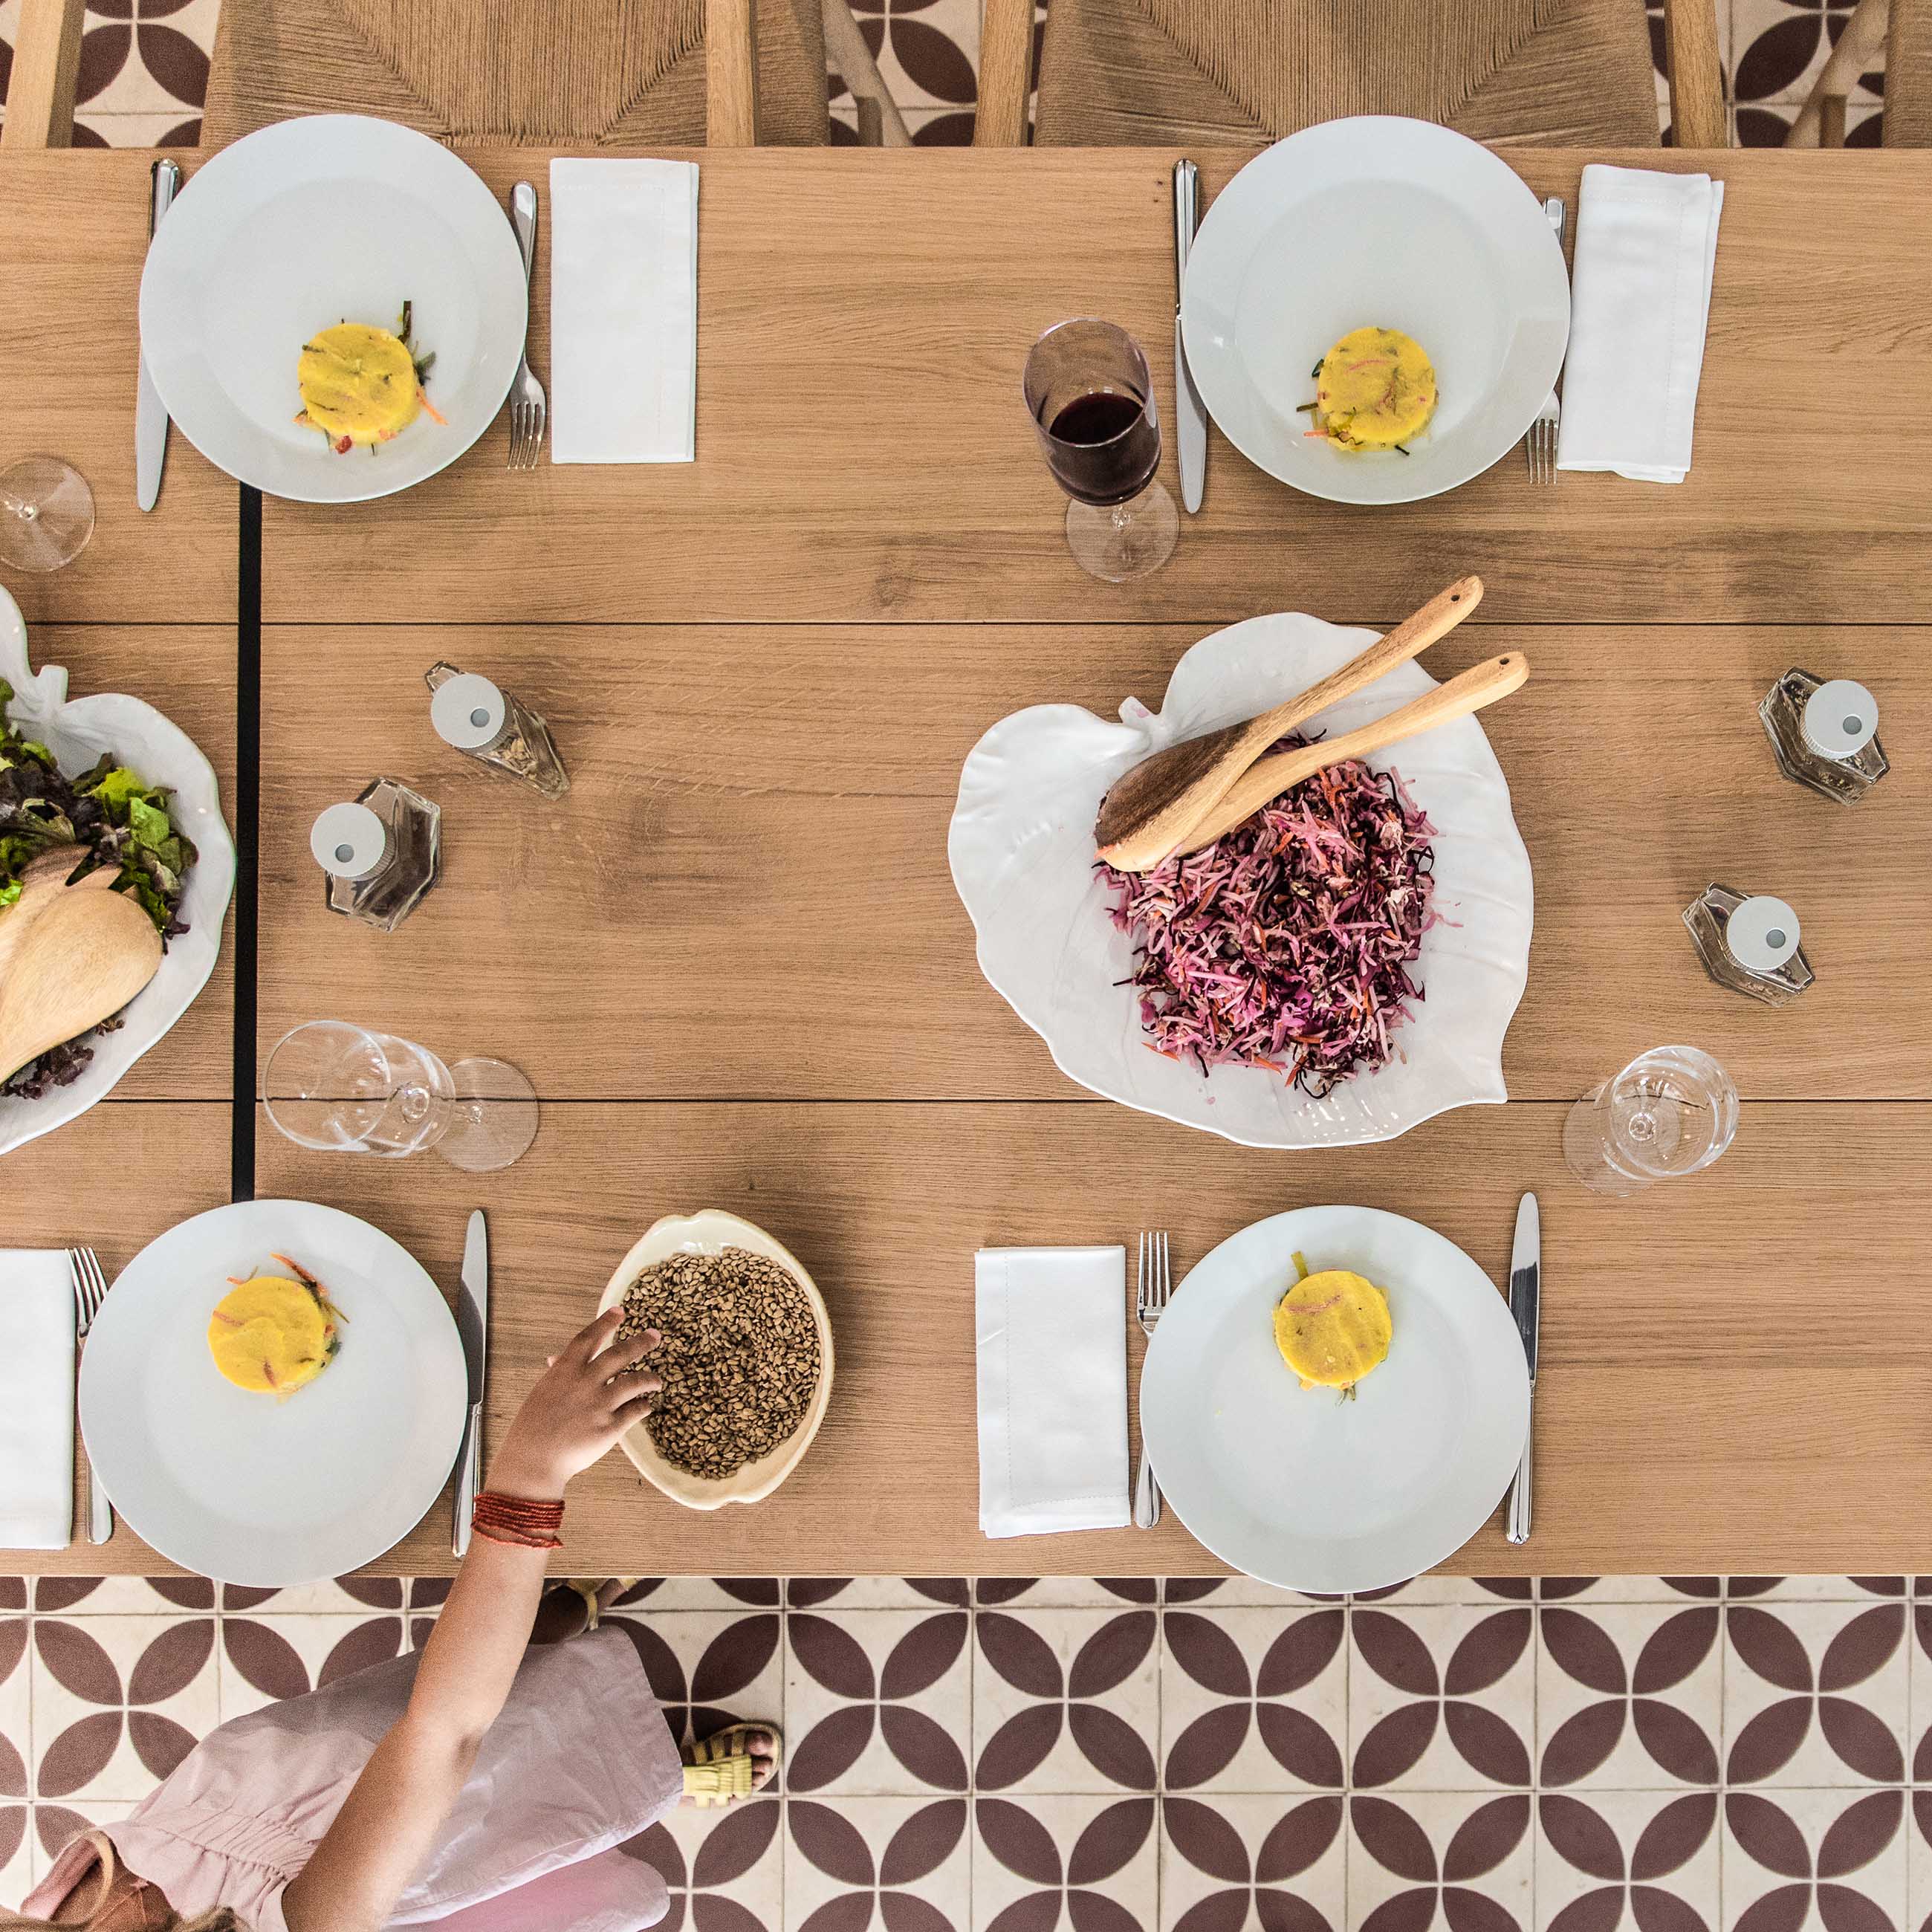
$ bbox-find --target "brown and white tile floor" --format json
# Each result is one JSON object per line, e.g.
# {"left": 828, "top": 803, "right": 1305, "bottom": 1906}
{"left": 3, "top": 1572, "right": 1931, "bottom": 1928}
{"left": 0, "top": 0, "right": 1896, "bottom": 146}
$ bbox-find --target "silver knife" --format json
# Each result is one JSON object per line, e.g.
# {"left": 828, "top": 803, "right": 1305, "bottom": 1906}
{"left": 135, "top": 158, "right": 180, "bottom": 512}
{"left": 451, "top": 1210, "right": 489, "bottom": 1557}
{"left": 1505, "top": 1191, "right": 1540, "bottom": 1545}
{"left": 1173, "top": 159, "right": 1208, "bottom": 515}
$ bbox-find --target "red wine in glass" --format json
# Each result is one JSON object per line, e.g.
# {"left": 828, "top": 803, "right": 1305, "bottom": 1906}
{"left": 1045, "top": 388, "right": 1162, "bottom": 506}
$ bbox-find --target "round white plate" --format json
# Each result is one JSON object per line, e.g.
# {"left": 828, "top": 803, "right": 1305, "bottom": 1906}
{"left": 139, "top": 114, "right": 528, "bottom": 503}
{"left": 1141, "top": 1206, "right": 1529, "bottom": 1594}
{"left": 80, "top": 1201, "right": 468, "bottom": 1586}
{"left": 947, "top": 610, "right": 1534, "bottom": 1149}
{"left": 1181, "top": 117, "right": 1570, "bottom": 505}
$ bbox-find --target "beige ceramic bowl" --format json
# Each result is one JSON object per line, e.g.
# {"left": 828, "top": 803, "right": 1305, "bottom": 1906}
{"left": 596, "top": 1209, "right": 834, "bottom": 1511}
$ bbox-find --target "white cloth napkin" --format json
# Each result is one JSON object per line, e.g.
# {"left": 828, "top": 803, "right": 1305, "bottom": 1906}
{"left": 0, "top": 1251, "right": 74, "bottom": 1549}
{"left": 1555, "top": 163, "right": 1725, "bottom": 483}
{"left": 548, "top": 158, "right": 699, "bottom": 464}
{"left": 976, "top": 1245, "right": 1130, "bottom": 1538}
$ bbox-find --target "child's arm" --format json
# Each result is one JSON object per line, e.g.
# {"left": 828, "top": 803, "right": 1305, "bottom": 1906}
{"left": 281, "top": 1305, "right": 660, "bottom": 1932}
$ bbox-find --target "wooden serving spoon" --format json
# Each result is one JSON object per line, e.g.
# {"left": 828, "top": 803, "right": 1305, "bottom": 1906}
{"left": 0, "top": 846, "right": 163, "bottom": 1088}
{"left": 1094, "top": 574, "right": 1485, "bottom": 872}
{"left": 1168, "top": 651, "right": 1530, "bottom": 858}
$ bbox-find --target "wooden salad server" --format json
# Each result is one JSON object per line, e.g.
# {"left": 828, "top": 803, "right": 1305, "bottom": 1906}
{"left": 1170, "top": 650, "right": 1530, "bottom": 858}
{"left": 0, "top": 846, "right": 163, "bottom": 1088}
{"left": 1094, "top": 574, "right": 1484, "bottom": 872}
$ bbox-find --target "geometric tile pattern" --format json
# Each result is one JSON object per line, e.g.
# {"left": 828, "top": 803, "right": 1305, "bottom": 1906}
{"left": 4, "top": 1573, "right": 1931, "bottom": 1928}
{"left": 0, "top": 0, "right": 1896, "bottom": 146}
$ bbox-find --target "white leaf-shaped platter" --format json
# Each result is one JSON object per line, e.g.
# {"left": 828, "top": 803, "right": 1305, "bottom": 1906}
{"left": 0, "top": 586, "right": 236, "bottom": 1158}
{"left": 947, "top": 612, "right": 1534, "bottom": 1148}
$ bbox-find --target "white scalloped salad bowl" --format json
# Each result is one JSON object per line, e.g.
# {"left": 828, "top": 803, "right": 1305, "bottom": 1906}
{"left": 1, "top": 586, "right": 236, "bottom": 1158}
{"left": 947, "top": 611, "right": 1534, "bottom": 1149}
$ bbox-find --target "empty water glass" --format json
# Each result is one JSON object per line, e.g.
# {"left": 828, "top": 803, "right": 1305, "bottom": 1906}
{"left": 263, "top": 1021, "right": 539, "bottom": 1173}
{"left": 1563, "top": 1045, "right": 1738, "bottom": 1197}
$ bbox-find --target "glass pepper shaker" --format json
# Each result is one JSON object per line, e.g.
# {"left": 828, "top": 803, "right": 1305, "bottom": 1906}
{"left": 1683, "top": 884, "right": 1814, "bottom": 1006}
{"left": 426, "top": 661, "right": 569, "bottom": 799}
{"left": 311, "top": 778, "right": 442, "bottom": 933}
{"left": 1759, "top": 669, "right": 1887, "bottom": 804}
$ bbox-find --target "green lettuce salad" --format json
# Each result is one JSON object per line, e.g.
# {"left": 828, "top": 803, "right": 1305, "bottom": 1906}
{"left": 1, "top": 676, "right": 197, "bottom": 1097}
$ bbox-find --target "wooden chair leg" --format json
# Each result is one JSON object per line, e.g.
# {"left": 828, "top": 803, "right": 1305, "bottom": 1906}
{"left": 1662, "top": 0, "right": 1728, "bottom": 147}
{"left": 1, "top": 0, "right": 86, "bottom": 152}
{"left": 823, "top": 0, "right": 912, "bottom": 146}
{"left": 975, "top": 0, "right": 1034, "bottom": 146}
{"left": 707, "top": 0, "right": 761, "bottom": 146}
{"left": 1787, "top": 0, "right": 1889, "bottom": 144}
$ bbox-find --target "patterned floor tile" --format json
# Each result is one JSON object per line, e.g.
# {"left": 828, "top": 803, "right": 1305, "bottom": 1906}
{"left": 1725, "top": 1601, "right": 1907, "bottom": 1786}
{"left": 786, "top": 1609, "right": 970, "bottom": 1796}
{"left": 31, "top": 1578, "right": 214, "bottom": 1615}
{"left": 1161, "top": 1605, "right": 1346, "bottom": 1794}
{"left": 1906, "top": 1793, "right": 1932, "bottom": 1932}
{"left": 973, "top": 1792, "right": 1158, "bottom": 1932}
{"left": 31, "top": 1615, "right": 217, "bottom": 1803}
{"left": 975, "top": 1579, "right": 1160, "bottom": 1610}
{"left": 1346, "top": 1790, "right": 1534, "bottom": 1932}
{"left": 973, "top": 1607, "right": 1159, "bottom": 1795}
{"left": 1909, "top": 1606, "right": 1932, "bottom": 1784}
{"left": 1161, "top": 1792, "right": 1346, "bottom": 1932}
{"left": 1728, "top": 1580, "right": 1909, "bottom": 1604}
{"left": 603, "top": 1608, "right": 785, "bottom": 1753}
{"left": 1537, "top": 1790, "right": 1722, "bottom": 1932}
{"left": 1349, "top": 1604, "right": 1535, "bottom": 1791}
{"left": 216, "top": 1612, "right": 407, "bottom": 1724}
{"left": 613, "top": 1578, "right": 785, "bottom": 1612}
{"left": 0, "top": 1617, "right": 25, "bottom": 1909}
{"left": 1734, "top": 0, "right": 1883, "bottom": 104}
{"left": 0, "top": 1798, "right": 27, "bottom": 1914}
{"left": 1721, "top": 1789, "right": 1907, "bottom": 1932}
{"left": 616, "top": 1795, "right": 785, "bottom": 1932}
{"left": 787, "top": 1794, "right": 970, "bottom": 1932}
{"left": 788, "top": 1578, "right": 971, "bottom": 1611}
{"left": 1538, "top": 1602, "right": 1722, "bottom": 1789}
{"left": 218, "top": 1577, "right": 406, "bottom": 1615}
{"left": 29, "top": 1798, "right": 134, "bottom": 1890}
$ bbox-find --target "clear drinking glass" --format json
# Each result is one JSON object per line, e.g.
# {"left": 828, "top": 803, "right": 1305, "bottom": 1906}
{"left": 263, "top": 1021, "right": 539, "bottom": 1173}
{"left": 0, "top": 455, "right": 95, "bottom": 572}
{"left": 1022, "top": 319, "right": 1179, "bottom": 583}
{"left": 1563, "top": 1046, "right": 1740, "bottom": 1197}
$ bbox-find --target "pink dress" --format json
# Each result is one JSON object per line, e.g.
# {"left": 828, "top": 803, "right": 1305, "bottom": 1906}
{"left": 24, "top": 1627, "right": 684, "bottom": 1932}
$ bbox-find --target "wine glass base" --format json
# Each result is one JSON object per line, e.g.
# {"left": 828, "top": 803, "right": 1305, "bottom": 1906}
{"left": 0, "top": 455, "right": 95, "bottom": 573}
{"left": 1065, "top": 480, "right": 1179, "bottom": 583}
{"left": 437, "top": 1057, "right": 540, "bottom": 1173}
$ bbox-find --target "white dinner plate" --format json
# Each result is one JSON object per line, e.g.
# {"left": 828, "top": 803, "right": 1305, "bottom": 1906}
{"left": 1141, "top": 1205, "right": 1529, "bottom": 1593}
{"left": 948, "top": 610, "right": 1534, "bottom": 1149}
{"left": 139, "top": 114, "right": 528, "bottom": 503}
{"left": 1181, "top": 116, "right": 1570, "bottom": 505}
{"left": 80, "top": 1201, "right": 468, "bottom": 1586}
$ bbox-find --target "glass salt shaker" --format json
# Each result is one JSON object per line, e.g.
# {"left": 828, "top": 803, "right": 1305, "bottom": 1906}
{"left": 426, "top": 661, "right": 569, "bottom": 799}
{"left": 1759, "top": 669, "right": 1888, "bottom": 804}
{"left": 311, "top": 778, "right": 442, "bottom": 933}
{"left": 1683, "top": 884, "right": 1814, "bottom": 1006}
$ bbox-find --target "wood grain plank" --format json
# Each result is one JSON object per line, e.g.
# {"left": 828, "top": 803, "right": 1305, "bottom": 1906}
{"left": 256, "top": 147, "right": 1932, "bottom": 625}
{"left": 0, "top": 1101, "right": 231, "bottom": 1577}
{"left": 256, "top": 623, "right": 1929, "bottom": 1103}
{"left": 24, "top": 627, "right": 238, "bottom": 1101}
{"left": 0, "top": 153, "right": 237, "bottom": 626}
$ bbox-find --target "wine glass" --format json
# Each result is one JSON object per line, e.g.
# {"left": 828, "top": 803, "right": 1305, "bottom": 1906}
{"left": 1562, "top": 1046, "right": 1739, "bottom": 1196}
{"left": 0, "top": 456, "right": 95, "bottom": 572}
{"left": 1022, "top": 320, "right": 1179, "bottom": 583}
{"left": 263, "top": 1021, "right": 539, "bottom": 1173}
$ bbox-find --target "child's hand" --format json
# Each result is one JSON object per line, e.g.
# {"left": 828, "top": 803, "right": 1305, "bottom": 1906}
{"left": 487, "top": 1306, "right": 662, "bottom": 1501}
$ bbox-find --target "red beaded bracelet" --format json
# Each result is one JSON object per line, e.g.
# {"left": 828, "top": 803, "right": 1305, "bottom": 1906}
{"left": 471, "top": 1490, "right": 565, "bottom": 1551}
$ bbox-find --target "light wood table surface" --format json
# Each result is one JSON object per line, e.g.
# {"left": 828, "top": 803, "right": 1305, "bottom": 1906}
{"left": 7, "top": 144, "right": 1931, "bottom": 1581}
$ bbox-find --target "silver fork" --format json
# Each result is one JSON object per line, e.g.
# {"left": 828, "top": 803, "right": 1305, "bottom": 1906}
{"left": 1132, "top": 1231, "right": 1172, "bottom": 1529}
{"left": 506, "top": 181, "right": 547, "bottom": 470}
{"left": 1527, "top": 195, "right": 1567, "bottom": 484}
{"left": 68, "top": 1248, "right": 114, "bottom": 1544}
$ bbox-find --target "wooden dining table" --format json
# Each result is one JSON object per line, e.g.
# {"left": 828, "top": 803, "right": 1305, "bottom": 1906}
{"left": 4, "top": 141, "right": 1929, "bottom": 1582}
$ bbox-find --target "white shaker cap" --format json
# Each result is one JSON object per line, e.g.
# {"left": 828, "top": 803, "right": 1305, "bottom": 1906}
{"left": 1801, "top": 679, "right": 1878, "bottom": 759}
{"left": 1725, "top": 894, "right": 1801, "bottom": 974}
{"left": 430, "top": 672, "right": 507, "bottom": 751}
{"left": 310, "top": 802, "right": 387, "bottom": 881}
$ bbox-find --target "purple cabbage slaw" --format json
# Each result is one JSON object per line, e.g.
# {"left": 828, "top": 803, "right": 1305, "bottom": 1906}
{"left": 1098, "top": 740, "right": 1437, "bottom": 1098}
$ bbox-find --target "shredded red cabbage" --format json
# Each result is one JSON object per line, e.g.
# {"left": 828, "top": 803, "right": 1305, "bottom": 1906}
{"left": 1099, "top": 740, "right": 1436, "bottom": 1098}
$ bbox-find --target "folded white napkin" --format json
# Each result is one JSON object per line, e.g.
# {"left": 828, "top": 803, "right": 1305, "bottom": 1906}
{"left": 548, "top": 158, "right": 699, "bottom": 464}
{"left": 1556, "top": 163, "right": 1725, "bottom": 484}
{"left": 0, "top": 1251, "right": 74, "bottom": 1549}
{"left": 976, "top": 1245, "right": 1130, "bottom": 1538}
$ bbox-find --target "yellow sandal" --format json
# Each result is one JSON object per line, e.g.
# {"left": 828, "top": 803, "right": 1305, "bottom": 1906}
{"left": 682, "top": 1723, "right": 782, "bottom": 1808}
{"left": 559, "top": 1578, "right": 641, "bottom": 1633}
